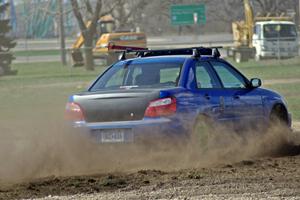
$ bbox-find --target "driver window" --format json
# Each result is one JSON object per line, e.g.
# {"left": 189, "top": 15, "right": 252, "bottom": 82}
{"left": 210, "top": 61, "right": 247, "bottom": 89}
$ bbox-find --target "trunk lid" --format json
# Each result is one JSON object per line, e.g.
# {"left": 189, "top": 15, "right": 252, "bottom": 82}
{"left": 73, "top": 89, "right": 160, "bottom": 122}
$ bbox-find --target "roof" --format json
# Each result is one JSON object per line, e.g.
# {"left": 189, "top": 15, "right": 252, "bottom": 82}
{"left": 115, "top": 54, "right": 221, "bottom": 66}
{"left": 256, "top": 21, "right": 295, "bottom": 25}
{"left": 117, "top": 55, "right": 188, "bottom": 65}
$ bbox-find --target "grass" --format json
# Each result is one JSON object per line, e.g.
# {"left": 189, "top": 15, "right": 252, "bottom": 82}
{"left": 13, "top": 49, "right": 60, "bottom": 57}
{"left": 264, "top": 83, "right": 300, "bottom": 121}
{"left": 230, "top": 58, "right": 300, "bottom": 121}
{"left": 0, "top": 58, "right": 299, "bottom": 136}
{"left": 228, "top": 57, "right": 300, "bottom": 80}
{"left": 0, "top": 62, "right": 104, "bottom": 87}
{"left": 0, "top": 62, "right": 106, "bottom": 137}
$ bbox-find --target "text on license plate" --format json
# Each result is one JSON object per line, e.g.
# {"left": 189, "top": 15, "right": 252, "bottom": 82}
{"left": 101, "top": 130, "right": 125, "bottom": 143}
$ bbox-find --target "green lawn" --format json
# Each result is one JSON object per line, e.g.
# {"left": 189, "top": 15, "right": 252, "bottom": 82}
{"left": 231, "top": 58, "right": 300, "bottom": 80}
{"left": 228, "top": 58, "right": 300, "bottom": 121}
{"left": 0, "top": 58, "right": 300, "bottom": 137}
{"left": 0, "top": 62, "right": 106, "bottom": 139}
{"left": 13, "top": 49, "right": 60, "bottom": 57}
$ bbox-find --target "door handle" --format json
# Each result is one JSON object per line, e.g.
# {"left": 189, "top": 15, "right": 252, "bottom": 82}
{"left": 233, "top": 95, "right": 240, "bottom": 99}
{"left": 204, "top": 93, "right": 210, "bottom": 100}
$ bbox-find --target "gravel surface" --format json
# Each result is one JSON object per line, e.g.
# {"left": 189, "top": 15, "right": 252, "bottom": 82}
{"left": 1, "top": 144, "right": 300, "bottom": 200}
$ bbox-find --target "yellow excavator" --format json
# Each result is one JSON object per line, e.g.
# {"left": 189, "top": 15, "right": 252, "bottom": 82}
{"left": 229, "top": 0, "right": 298, "bottom": 62}
{"left": 71, "top": 15, "right": 147, "bottom": 66}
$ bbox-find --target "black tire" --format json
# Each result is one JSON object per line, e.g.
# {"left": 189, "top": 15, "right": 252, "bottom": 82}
{"left": 268, "top": 104, "right": 292, "bottom": 155}
{"left": 255, "top": 54, "right": 261, "bottom": 62}
{"left": 269, "top": 104, "right": 289, "bottom": 128}
{"left": 0, "top": 66, "right": 4, "bottom": 76}
{"left": 234, "top": 52, "right": 242, "bottom": 63}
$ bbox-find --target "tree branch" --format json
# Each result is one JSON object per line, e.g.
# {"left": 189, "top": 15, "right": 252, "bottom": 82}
{"left": 70, "top": 0, "right": 87, "bottom": 34}
{"left": 89, "top": 0, "right": 102, "bottom": 36}
{"left": 102, "top": 0, "right": 120, "bottom": 17}
{"left": 84, "top": 0, "right": 93, "bottom": 16}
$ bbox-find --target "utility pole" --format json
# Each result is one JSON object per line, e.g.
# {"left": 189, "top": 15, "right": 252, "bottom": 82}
{"left": 58, "top": 0, "right": 66, "bottom": 65}
{"left": 299, "top": 0, "right": 300, "bottom": 29}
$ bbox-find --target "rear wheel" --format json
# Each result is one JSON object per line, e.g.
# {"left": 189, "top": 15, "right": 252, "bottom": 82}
{"left": 190, "top": 115, "right": 215, "bottom": 153}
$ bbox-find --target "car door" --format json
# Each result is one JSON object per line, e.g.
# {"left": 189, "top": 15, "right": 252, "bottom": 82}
{"left": 188, "top": 60, "right": 235, "bottom": 123}
{"left": 209, "top": 61, "right": 264, "bottom": 128}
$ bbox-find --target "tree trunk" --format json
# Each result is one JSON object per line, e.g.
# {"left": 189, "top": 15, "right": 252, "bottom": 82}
{"left": 83, "top": 36, "right": 94, "bottom": 70}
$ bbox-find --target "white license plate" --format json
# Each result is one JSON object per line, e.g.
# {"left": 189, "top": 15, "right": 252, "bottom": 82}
{"left": 101, "top": 130, "right": 125, "bottom": 143}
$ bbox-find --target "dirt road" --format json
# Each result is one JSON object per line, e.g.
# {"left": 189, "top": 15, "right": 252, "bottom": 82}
{"left": 1, "top": 133, "right": 300, "bottom": 200}
{"left": 1, "top": 152, "right": 300, "bottom": 199}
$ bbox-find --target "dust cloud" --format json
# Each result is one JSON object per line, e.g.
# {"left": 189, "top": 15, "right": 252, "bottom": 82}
{"left": 0, "top": 110, "right": 293, "bottom": 185}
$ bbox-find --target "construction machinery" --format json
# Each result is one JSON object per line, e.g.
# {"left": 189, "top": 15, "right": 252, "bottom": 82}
{"left": 228, "top": 0, "right": 298, "bottom": 62}
{"left": 71, "top": 15, "right": 147, "bottom": 66}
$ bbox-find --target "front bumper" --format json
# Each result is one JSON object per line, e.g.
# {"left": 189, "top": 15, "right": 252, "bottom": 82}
{"left": 260, "top": 51, "right": 298, "bottom": 58}
{"left": 72, "top": 117, "right": 188, "bottom": 144}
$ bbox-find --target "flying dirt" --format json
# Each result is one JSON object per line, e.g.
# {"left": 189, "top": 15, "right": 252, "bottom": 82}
{"left": 0, "top": 106, "right": 300, "bottom": 199}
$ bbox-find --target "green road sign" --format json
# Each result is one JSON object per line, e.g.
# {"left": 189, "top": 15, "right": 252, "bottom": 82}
{"left": 171, "top": 4, "right": 206, "bottom": 26}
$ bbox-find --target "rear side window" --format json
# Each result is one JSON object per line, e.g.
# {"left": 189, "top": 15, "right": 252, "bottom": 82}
{"left": 90, "top": 61, "right": 183, "bottom": 91}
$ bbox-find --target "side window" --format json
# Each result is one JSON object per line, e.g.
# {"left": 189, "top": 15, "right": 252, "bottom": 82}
{"left": 256, "top": 24, "right": 261, "bottom": 39}
{"left": 105, "top": 68, "right": 126, "bottom": 88}
{"left": 210, "top": 61, "right": 247, "bottom": 89}
{"left": 195, "top": 62, "right": 219, "bottom": 88}
{"left": 131, "top": 67, "right": 142, "bottom": 85}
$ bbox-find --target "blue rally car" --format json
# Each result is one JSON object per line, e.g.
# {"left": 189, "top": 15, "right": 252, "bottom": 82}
{"left": 65, "top": 46, "right": 291, "bottom": 144}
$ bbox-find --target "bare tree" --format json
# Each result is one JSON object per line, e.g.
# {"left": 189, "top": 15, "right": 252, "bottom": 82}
{"left": 111, "top": 0, "right": 149, "bottom": 31}
{"left": 254, "top": 0, "right": 296, "bottom": 16}
{"left": 70, "top": 0, "right": 102, "bottom": 70}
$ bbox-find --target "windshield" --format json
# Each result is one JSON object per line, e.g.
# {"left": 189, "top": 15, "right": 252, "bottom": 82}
{"left": 100, "top": 21, "right": 115, "bottom": 34}
{"left": 90, "top": 61, "right": 183, "bottom": 91}
{"left": 263, "top": 24, "right": 297, "bottom": 38}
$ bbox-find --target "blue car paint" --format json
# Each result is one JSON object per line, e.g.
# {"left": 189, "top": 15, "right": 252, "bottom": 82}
{"left": 68, "top": 56, "right": 291, "bottom": 142}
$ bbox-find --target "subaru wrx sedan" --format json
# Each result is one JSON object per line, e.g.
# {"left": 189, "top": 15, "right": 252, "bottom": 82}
{"left": 65, "top": 47, "right": 291, "bottom": 144}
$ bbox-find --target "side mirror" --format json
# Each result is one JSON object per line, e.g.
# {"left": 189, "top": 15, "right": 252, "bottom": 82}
{"left": 250, "top": 78, "right": 261, "bottom": 88}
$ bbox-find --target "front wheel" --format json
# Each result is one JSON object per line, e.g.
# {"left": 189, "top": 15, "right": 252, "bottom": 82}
{"left": 234, "top": 52, "right": 242, "bottom": 63}
{"left": 0, "top": 66, "right": 4, "bottom": 76}
{"left": 255, "top": 54, "right": 261, "bottom": 62}
{"left": 267, "top": 105, "right": 292, "bottom": 155}
{"left": 269, "top": 105, "right": 289, "bottom": 129}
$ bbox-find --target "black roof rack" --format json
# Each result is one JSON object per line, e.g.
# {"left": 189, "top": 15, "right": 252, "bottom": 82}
{"left": 130, "top": 47, "right": 222, "bottom": 58}
{"left": 110, "top": 44, "right": 222, "bottom": 61}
